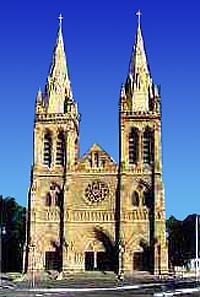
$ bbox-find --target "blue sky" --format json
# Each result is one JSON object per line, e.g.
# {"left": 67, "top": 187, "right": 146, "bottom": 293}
{"left": 0, "top": 0, "right": 200, "bottom": 220}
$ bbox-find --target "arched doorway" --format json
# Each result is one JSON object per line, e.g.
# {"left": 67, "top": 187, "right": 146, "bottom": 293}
{"left": 84, "top": 228, "right": 115, "bottom": 271}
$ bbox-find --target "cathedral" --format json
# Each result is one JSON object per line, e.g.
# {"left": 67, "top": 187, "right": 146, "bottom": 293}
{"left": 24, "top": 12, "right": 168, "bottom": 275}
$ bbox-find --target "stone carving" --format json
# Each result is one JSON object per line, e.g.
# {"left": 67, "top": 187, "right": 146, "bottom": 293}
{"left": 85, "top": 180, "right": 109, "bottom": 203}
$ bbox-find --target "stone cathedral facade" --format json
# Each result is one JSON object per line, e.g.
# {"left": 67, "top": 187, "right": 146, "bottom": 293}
{"left": 24, "top": 14, "right": 168, "bottom": 275}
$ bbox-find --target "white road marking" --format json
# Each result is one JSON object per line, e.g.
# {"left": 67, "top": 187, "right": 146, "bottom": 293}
{"left": 154, "top": 286, "right": 200, "bottom": 296}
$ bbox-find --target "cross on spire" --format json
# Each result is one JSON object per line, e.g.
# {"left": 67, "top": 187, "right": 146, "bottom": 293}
{"left": 136, "top": 9, "right": 142, "bottom": 26}
{"left": 58, "top": 13, "right": 63, "bottom": 27}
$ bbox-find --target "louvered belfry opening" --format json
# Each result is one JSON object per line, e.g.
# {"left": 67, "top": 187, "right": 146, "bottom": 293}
{"left": 143, "top": 128, "right": 154, "bottom": 165}
{"left": 129, "top": 127, "right": 139, "bottom": 164}
{"left": 44, "top": 132, "right": 52, "bottom": 167}
{"left": 56, "top": 131, "right": 65, "bottom": 166}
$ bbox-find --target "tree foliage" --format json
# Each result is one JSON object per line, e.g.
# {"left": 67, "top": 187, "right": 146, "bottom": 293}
{"left": 167, "top": 215, "right": 184, "bottom": 267}
{"left": 0, "top": 195, "right": 26, "bottom": 272}
{"left": 167, "top": 214, "right": 198, "bottom": 268}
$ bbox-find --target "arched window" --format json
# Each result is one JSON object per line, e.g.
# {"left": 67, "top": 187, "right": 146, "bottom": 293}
{"left": 143, "top": 128, "right": 154, "bottom": 164}
{"left": 129, "top": 128, "right": 139, "bottom": 164}
{"left": 44, "top": 132, "right": 52, "bottom": 167}
{"left": 45, "top": 193, "right": 51, "bottom": 207}
{"left": 54, "top": 184, "right": 61, "bottom": 207}
{"left": 47, "top": 183, "right": 62, "bottom": 207}
{"left": 94, "top": 152, "right": 99, "bottom": 167}
{"left": 56, "top": 132, "right": 65, "bottom": 166}
{"left": 75, "top": 138, "right": 79, "bottom": 163}
{"left": 143, "top": 191, "right": 152, "bottom": 208}
{"left": 132, "top": 191, "right": 139, "bottom": 207}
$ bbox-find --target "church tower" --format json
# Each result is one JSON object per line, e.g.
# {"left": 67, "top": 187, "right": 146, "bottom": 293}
{"left": 119, "top": 11, "right": 168, "bottom": 274}
{"left": 24, "top": 12, "right": 168, "bottom": 275}
{"left": 24, "top": 15, "right": 80, "bottom": 272}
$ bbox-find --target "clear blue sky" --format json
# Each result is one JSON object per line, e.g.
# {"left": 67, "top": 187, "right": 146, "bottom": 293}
{"left": 0, "top": 0, "right": 200, "bottom": 220}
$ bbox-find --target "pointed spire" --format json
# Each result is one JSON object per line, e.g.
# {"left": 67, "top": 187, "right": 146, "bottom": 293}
{"left": 49, "top": 14, "right": 68, "bottom": 79}
{"left": 47, "top": 14, "right": 73, "bottom": 113}
{"left": 129, "top": 10, "right": 150, "bottom": 79}
{"left": 35, "top": 88, "right": 44, "bottom": 113}
{"left": 120, "top": 84, "right": 125, "bottom": 98}
{"left": 125, "top": 10, "right": 154, "bottom": 112}
{"left": 37, "top": 88, "right": 42, "bottom": 102}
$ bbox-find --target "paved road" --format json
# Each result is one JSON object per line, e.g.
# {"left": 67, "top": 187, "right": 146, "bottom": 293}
{"left": 0, "top": 289, "right": 154, "bottom": 297}
{"left": 1, "top": 285, "right": 200, "bottom": 297}
{"left": 1, "top": 275, "right": 200, "bottom": 297}
{"left": 1, "top": 289, "right": 200, "bottom": 297}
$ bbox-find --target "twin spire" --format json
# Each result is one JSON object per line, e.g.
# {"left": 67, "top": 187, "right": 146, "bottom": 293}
{"left": 36, "top": 11, "right": 158, "bottom": 115}
{"left": 47, "top": 14, "right": 73, "bottom": 113}
{"left": 36, "top": 14, "right": 74, "bottom": 114}
{"left": 48, "top": 14, "right": 69, "bottom": 84}
{"left": 129, "top": 10, "right": 150, "bottom": 80}
{"left": 122, "top": 10, "right": 159, "bottom": 113}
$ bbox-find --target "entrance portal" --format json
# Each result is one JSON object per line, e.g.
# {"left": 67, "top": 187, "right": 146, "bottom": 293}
{"left": 45, "top": 251, "right": 60, "bottom": 271}
{"left": 97, "top": 252, "right": 113, "bottom": 271}
{"left": 85, "top": 252, "right": 94, "bottom": 271}
{"left": 133, "top": 250, "right": 150, "bottom": 271}
{"left": 85, "top": 251, "right": 113, "bottom": 271}
{"left": 133, "top": 251, "right": 144, "bottom": 271}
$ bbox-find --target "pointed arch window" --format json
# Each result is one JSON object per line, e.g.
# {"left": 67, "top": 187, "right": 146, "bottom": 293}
{"left": 132, "top": 191, "right": 139, "bottom": 207}
{"left": 56, "top": 132, "right": 65, "bottom": 166}
{"left": 44, "top": 132, "right": 52, "bottom": 167}
{"left": 143, "top": 128, "right": 154, "bottom": 164}
{"left": 45, "top": 183, "right": 62, "bottom": 208}
{"left": 45, "top": 193, "right": 52, "bottom": 207}
{"left": 75, "top": 138, "right": 79, "bottom": 163}
{"left": 142, "top": 191, "right": 151, "bottom": 208}
{"left": 129, "top": 128, "right": 139, "bottom": 164}
{"left": 94, "top": 152, "right": 99, "bottom": 167}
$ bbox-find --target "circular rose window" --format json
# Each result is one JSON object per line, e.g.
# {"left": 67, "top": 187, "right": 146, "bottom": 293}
{"left": 85, "top": 181, "right": 109, "bottom": 203}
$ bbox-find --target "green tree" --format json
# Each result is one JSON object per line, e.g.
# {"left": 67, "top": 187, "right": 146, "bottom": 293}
{"left": 0, "top": 195, "right": 26, "bottom": 272}
{"left": 167, "top": 214, "right": 199, "bottom": 269}
{"left": 166, "top": 215, "right": 185, "bottom": 267}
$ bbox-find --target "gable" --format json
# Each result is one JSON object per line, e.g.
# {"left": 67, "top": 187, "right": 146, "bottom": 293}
{"left": 77, "top": 143, "right": 117, "bottom": 172}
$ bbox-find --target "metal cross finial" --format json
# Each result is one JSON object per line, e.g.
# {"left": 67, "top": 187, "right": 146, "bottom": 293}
{"left": 136, "top": 9, "right": 142, "bottom": 26}
{"left": 58, "top": 13, "right": 63, "bottom": 27}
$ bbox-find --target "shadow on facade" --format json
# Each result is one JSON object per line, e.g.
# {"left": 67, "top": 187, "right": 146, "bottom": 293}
{"left": 93, "top": 227, "right": 116, "bottom": 272}
{"left": 45, "top": 187, "right": 64, "bottom": 272}
{"left": 145, "top": 188, "right": 154, "bottom": 274}
{"left": 134, "top": 239, "right": 151, "bottom": 272}
{"left": 114, "top": 166, "right": 121, "bottom": 274}
{"left": 45, "top": 240, "right": 62, "bottom": 271}
{"left": 149, "top": 171, "right": 156, "bottom": 274}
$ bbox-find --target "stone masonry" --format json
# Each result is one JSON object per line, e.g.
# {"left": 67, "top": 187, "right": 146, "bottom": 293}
{"left": 23, "top": 12, "right": 168, "bottom": 276}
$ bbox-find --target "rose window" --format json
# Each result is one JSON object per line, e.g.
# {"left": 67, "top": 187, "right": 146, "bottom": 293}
{"left": 85, "top": 181, "right": 109, "bottom": 203}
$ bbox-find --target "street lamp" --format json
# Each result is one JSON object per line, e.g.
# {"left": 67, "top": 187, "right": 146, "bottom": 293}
{"left": 195, "top": 214, "right": 199, "bottom": 282}
{"left": 0, "top": 225, "right": 6, "bottom": 287}
{"left": 118, "top": 242, "right": 124, "bottom": 282}
{"left": 29, "top": 242, "right": 36, "bottom": 288}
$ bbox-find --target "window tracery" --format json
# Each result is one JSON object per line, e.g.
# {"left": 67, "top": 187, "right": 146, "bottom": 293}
{"left": 85, "top": 181, "right": 109, "bottom": 204}
{"left": 45, "top": 183, "right": 62, "bottom": 207}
